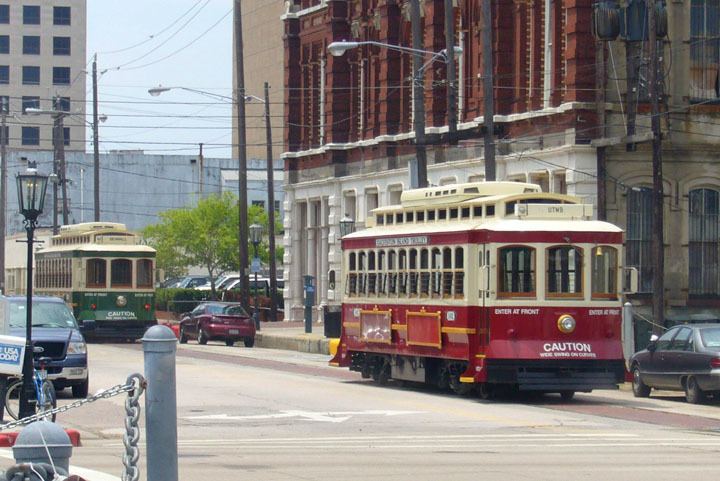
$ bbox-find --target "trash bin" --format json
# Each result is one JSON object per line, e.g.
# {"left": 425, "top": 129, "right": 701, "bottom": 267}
{"left": 324, "top": 306, "right": 342, "bottom": 338}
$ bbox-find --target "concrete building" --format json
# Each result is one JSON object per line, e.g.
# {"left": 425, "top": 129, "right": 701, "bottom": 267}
{"left": 0, "top": 0, "right": 87, "bottom": 151}
{"left": 5, "top": 151, "right": 284, "bottom": 235}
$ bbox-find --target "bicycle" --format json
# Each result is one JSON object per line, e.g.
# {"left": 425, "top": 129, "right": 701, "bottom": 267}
{"left": 4, "top": 347, "right": 57, "bottom": 422}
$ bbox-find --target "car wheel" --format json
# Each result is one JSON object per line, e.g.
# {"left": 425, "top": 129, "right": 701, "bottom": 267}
{"left": 686, "top": 376, "right": 706, "bottom": 404}
{"left": 560, "top": 391, "right": 575, "bottom": 401}
{"left": 243, "top": 337, "right": 255, "bottom": 348}
{"left": 632, "top": 366, "right": 651, "bottom": 398}
{"left": 72, "top": 376, "right": 89, "bottom": 399}
{"left": 225, "top": 339, "right": 235, "bottom": 347}
{"left": 198, "top": 328, "right": 209, "bottom": 345}
{"left": 179, "top": 326, "right": 188, "bottom": 344}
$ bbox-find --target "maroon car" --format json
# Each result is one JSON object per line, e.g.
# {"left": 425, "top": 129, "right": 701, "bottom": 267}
{"left": 179, "top": 302, "right": 255, "bottom": 347}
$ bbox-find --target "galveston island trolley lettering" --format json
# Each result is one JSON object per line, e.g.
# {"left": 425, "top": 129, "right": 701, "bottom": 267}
{"left": 330, "top": 181, "right": 636, "bottom": 400}
{"left": 32, "top": 222, "right": 157, "bottom": 340}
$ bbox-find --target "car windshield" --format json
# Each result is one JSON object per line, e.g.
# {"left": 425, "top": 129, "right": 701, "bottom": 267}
{"left": 8, "top": 300, "right": 78, "bottom": 329}
{"left": 700, "top": 327, "right": 720, "bottom": 349}
{"left": 205, "top": 303, "right": 247, "bottom": 316}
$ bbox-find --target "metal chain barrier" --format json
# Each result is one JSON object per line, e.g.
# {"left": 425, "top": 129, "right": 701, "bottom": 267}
{"left": 0, "top": 373, "right": 146, "bottom": 433}
{"left": 121, "top": 373, "right": 143, "bottom": 481}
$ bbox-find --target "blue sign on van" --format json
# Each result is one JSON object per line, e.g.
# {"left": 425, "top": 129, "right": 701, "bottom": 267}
{"left": 0, "top": 344, "right": 22, "bottom": 365}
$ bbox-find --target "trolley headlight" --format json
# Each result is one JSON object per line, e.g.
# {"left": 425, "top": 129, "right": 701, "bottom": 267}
{"left": 67, "top": 341, "right": 87, "bottom": 354}
{"left": 116, "top": 295, "right": 128, "bottom": 307}
{"left": 557, "top": 314, "right": 576, "bottom": 334}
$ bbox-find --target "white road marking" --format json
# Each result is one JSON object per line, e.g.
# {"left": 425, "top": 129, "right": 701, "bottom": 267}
{"left": 184, "top": 409, "right": 425, "bottom": 423}
{"left": 0, "top": 448, "right": 120, "bottom": 481}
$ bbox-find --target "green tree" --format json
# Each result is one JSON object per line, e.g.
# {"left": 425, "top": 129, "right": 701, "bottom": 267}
{"left": 144, "top": 193, "right": 239, "bottom": 298}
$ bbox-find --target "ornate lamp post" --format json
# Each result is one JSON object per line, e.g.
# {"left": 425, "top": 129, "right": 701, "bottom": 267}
{"left": 249, "top": 223, "right": 263, "bottom": 331}
{"left": 339, "top": 213, "right": 356, "bottom": 238}
{"left": 16, "top": 164, "right": 49, "bottom": 419}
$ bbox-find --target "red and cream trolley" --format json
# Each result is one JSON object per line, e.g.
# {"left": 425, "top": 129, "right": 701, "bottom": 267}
{"left": 330, "top": 182, "right": 636, "bottom": 399}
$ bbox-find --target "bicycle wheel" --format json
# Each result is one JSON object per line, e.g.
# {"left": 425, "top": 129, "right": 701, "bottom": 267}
{"left": 4, "top": 380, "right": 57, "bottom": 422}
{"left": 4, "top": 380, "right": 23, "bottom": 421}
{"left": 38, "top": 381, "right": 57, "bottom": 422}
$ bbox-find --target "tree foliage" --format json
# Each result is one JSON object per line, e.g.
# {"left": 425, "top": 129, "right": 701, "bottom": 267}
{"left": 144, "top": 193, "right": 239, "bottom": 292}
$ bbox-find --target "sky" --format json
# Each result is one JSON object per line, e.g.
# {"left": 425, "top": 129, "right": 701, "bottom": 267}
{"left": 86, "top": 1, "right": 234, "bottom": 158}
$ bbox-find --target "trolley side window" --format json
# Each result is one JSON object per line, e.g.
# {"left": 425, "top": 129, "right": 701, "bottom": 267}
{"left": 454, "top": 247, "right": 465, "bottom": 298}
{"left": 346, "top": 252, "right": 357, "bottom": 296}
{"left": 498, "top": 246, "right": 536, "bottom": 297}
{"left": 546, "top": 246, "right": 583, "bottom": 298}
{"left": 592, "top": 246, "right": 618, "bottom": 300}
{"left": 111, "top": 259, "right": 133, "bottom": 287}
{"left": 86, "top": 258, "right": 107, "bottom": 288}
{"left": 137, "top": 259, "right": 154, "bottom": 288}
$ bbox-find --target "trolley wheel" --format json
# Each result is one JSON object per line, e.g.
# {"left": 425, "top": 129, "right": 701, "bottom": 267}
{"left": 560, "top": 391, "right": 575, "bottom": 402}
{"left": 179, "top": 326, "right": 188, "bottom": 344}
{"left": 478, "top": 383, "right": 496, "bottom": 400}
{"left": 632, "top": 366, "right": 651, "bottom": 398}
{"left": 198, "top": 329, "right": 209, "bottom": 345}
{"left": 686, "top": 376, "right": 706, "bottom": 404}
{"left": 449, "top": 375, "right": 474, "bottom": 396}
{"left": 372, "top": 359, "right": 390, "bottom": 386}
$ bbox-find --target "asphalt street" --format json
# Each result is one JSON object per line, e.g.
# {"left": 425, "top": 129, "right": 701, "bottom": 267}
{"left": 4, "top": 341, "right": 720, "bottom": 480}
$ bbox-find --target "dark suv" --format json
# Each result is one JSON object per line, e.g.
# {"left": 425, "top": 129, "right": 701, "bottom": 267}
{"left": 0, "top": 296, "right": 89, "bottom": 398}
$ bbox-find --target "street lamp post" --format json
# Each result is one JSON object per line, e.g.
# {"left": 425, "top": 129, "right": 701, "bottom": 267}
{"left": 339, "top": 214, "right": 356, "bottom": 238}
{"left": 327, "top": 41, "right": 462, "bottom": 189}
{"left": 249, "top": 223, "right": 263, "bottom": 330}
{"left": 16, "top": 163, "right": 49, "bottom": 419}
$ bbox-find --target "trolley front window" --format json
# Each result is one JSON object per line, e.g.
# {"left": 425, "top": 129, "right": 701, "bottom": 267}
{"left": 592, "top": 246, "right": 618, "bottom": 299}
{"left": 86, "top": 259, "right": 106, "bottom": 288}
{"left": 137, "top": 259, "right": 153, "bottom": 288}
{"left": 498, "top": 246, "right": 536, "bottom": 297}
{"left": 547, "top": 246, "right": 583, "bottom": 298}
{"left": 111, "top": 259, "right": 133, "bottom": 287}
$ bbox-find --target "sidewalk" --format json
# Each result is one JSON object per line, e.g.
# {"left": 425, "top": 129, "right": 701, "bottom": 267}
{"left": 157, "top": 312, "right": 333, "bottom": 355}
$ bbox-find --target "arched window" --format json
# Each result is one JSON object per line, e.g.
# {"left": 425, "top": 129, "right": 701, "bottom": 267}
{"left": 547, "top": 246, "right": 583, "bottom": 297}
{"left": 689, "top": 188, "right": 720, "bottom": 296}
{"left": 137, "top": 259, "right": 154, "bottom": 288}
{"left": 347, "top": 252, "right": 357, "bottom": 295}
{"left": 111, "top": 259, "right": 132, "bottom": 287}
{"left": 592, "top": 246, "right": 618, "bottom": 299}
{"left": 626, "top": 187, "right": 653, "bottom": 292}
{"left": 86, "top": 259, "right": 106, "bottom": 288}
{"left": 498, "top": 246, "right": 536, "bottom": 297}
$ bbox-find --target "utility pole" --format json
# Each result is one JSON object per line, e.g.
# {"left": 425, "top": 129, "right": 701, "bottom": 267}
{"left": 234, "top": 0, "right": 250, "bottom": 310}
{"left": 0, "top": 97, "right": 6, "bottom": 294}
{"left": 198, "top": 142, "right": 204, "bottom": 198}
{"left": 596, "top": 38, "right": 607, "bottom": 221}
{"left": 444, "top": 0, "right": 457, "bottom": 144}
{"left": 482, "top": 0, "right": 496, "bottom": 181}
{"left": 92, "top": 54, "right": 100, "bottom": 222}
{"left": 54, "top": 97, "right": 69, "bottom": 227}
{"left": 410, "top": 0, "right": 428, "bottom": 188}
{"left": 264, "top": 82, "right": 278, "bottom": 323}
{"left": 648, "top": 0, "right": 664, "bottom": 333}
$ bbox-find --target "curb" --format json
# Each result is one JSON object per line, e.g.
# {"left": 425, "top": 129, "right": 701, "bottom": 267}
{"left": 255, "top": 332, "right": 330, "bottom": 355}
{"left": 0, "top": 429, "right": 81, "bottom": 447}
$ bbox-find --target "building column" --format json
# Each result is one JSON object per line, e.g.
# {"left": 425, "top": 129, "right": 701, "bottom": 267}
{"left": 287, "top": 199, "right": 307, "bottom": 321}
{"left": 307, "top": 200, "right": 317, "bottom": 315}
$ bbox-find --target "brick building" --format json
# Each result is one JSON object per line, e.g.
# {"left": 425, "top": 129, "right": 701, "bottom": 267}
{"left": 280, "top": 0, "right": 720, "bottom": 333}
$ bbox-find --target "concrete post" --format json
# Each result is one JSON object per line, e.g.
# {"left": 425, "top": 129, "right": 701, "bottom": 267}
{"left": 142, "top": 325, "right": 178, "bottom": 481}
{"left": 622, "top": 302, "right": 634, "bottom": 370}
{"left": 12, "top": 421, "right": 72, "bottom": 475}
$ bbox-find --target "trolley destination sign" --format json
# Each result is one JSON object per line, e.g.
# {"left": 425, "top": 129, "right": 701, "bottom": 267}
{"left": 375, "top": 236, "right": 429, "bottom": 247}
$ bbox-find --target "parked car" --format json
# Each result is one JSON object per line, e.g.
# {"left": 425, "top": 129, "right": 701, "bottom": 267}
{"left": 179, "top": 302, "right": 255, "bottom": 347}
{"left": 196, "top": 274, "right": 240, "bottom": 292}
{"left": 176, "top": 275, "right": 211, "bottom": 289}
{"left": 159, "top": 276, "right": 183, "bottom": 289}
{"left": 630, "top": 323, "right": 720, "bottom": 403}
{"left": 0, "top": 296, "right": 89, "bottom": 398}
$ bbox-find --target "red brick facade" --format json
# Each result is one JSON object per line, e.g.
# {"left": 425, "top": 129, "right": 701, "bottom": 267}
{"left": 283, "top": 0, "right": 599, "bottom": 172}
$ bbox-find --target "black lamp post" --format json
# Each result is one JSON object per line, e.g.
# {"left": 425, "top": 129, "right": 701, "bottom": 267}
{"left": 339, "top": 214, "right": 356, "bottom": 238}
{"left": 16, "top": 164, "right": 49, "bottom": 419}
{"left": 249, "top": 223, "right": 263, "bottom": 331}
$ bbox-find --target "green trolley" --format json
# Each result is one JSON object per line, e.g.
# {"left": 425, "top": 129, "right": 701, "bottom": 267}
{"left": 34, "top": 222, "right": 157, "bottom": 340}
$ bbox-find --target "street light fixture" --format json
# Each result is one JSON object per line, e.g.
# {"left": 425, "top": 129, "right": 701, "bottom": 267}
{"left": 249, "top": 223, "right": 263, "bottom": 330}
{"left": 16, "top": 163, "right": 49, "bottom": 419}
{"left": 339, "top": 213, "right": 355, "bottom": 238}
{"left": 327, "top": 41, "right": 462, "bottom": 189}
